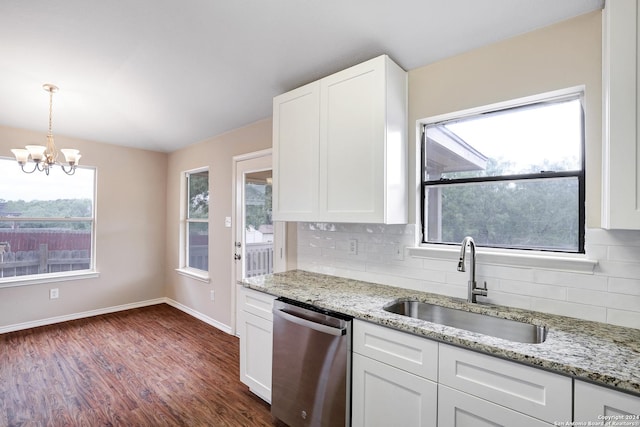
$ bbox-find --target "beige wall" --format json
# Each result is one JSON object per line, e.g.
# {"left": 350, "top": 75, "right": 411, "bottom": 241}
{"left": 408, "top": 11, "right": 602, "bottom": 227}
{"left": 0, "top": 11, "right": 605, "bottom": 331}
{"left": 165, "top": 119, "right": 272, "bottom": 330}
{"left": 0, "top": 125, "right": 167, "bottom": 328}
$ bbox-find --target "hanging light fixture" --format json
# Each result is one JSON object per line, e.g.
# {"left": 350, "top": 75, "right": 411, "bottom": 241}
{"left": 11, "top": 84, "right": 81, "bottom": 175}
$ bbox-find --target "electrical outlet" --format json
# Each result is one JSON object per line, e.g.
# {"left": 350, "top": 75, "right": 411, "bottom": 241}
{"left": 210, "top": 290, "right": 215, "bottom": 301}
{"left": 348, "top": 239, "right": 358, "bottom": 255}
{"left": 49, "top": 288, "right": 59, "bottom": 300}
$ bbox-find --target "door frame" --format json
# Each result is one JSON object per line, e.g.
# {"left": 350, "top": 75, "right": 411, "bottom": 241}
{"left": 231, "top": 148, "right": 285, "bottom": 335}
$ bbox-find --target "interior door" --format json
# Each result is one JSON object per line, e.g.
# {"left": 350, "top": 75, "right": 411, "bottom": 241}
{"left": 232, "top": 150, "right": 286, "bottom": 334}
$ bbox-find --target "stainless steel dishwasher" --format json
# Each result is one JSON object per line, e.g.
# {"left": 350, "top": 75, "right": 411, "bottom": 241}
{"left": 271, "top": 297, "right": 352, "bottom": 427}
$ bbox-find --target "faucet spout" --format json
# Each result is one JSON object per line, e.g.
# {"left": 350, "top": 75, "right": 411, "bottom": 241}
{"left": 458, "top": 236, "right": 487, "bottom": 303}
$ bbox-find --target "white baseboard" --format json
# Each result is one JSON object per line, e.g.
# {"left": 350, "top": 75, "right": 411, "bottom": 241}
{"left": 165, "top": 298, "right": 233, "bottom": 335}
{"left": 0, "top": 297, "right": 234, "bottom": 336}
{"left": 0, "top": 298, "right": 166, "bottom": 334}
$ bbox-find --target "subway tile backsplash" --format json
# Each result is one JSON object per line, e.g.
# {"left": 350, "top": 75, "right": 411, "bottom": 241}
{"left": 296, "top": 223, "right": 640, "bottom": 329}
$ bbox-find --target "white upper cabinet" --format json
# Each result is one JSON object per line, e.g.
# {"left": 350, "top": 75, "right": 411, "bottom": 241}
{"left": 272, "top": 82, "right": 321, "bottom": 221}
{"left": 272, "top": 54, "right": 408, "bottom": 224}
{"left": 602, "top": 0, "right": 640, "bottom": 229}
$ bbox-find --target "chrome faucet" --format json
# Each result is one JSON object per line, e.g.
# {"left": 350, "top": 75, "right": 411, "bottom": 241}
{"left": 458, "top": 236, "right": 488, "bottom": 303}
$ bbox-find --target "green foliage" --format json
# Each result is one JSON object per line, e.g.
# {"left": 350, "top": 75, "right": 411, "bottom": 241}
{"left": 245, "top": 183, "right": 272, "bottom": 230}
{"left": 2, "top": 199, "right": 92, "bottom": 218}
{"left": 437, "top": 179, "right": 578, "bottom": 250}
{"left": 0, "top": 199, "right": 93, "bottom": 230}
{"left": 429, "top": 159, "right": 580, "bottom": 251}
{"left": 188, "top": 172, "right": 209, "bottom": 219}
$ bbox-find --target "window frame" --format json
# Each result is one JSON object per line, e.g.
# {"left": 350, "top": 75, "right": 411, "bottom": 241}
{"left": 177, "top": 167, "right": 210, "bottom": 281}
{"left": 0, "top": 158, "right": 98, "bottom": 288}
{"left": 419, "top": 90, "right": 586, "bottom": 254}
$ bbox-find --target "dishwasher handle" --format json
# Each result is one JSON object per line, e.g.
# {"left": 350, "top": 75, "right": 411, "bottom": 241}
{"left": 273, "top": 307, "right": 347, "bottom": 336}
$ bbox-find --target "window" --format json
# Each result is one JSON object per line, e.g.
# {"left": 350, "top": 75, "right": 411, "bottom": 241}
{"left": 0, "top": 157, "right": 96, "bottom": 282}
{"left": 244, "top": 172, "right": 273, "bottom": 278}
{"left": 184, "top": 169, "right": 209, "bottom": 272}
{"left": 421, "top": 92, "right": 585, "bottom": 253}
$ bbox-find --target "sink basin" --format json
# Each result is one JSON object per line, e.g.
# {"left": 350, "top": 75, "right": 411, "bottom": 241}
{"left": 383, "top": 299, "right": 547, "bottom": 344}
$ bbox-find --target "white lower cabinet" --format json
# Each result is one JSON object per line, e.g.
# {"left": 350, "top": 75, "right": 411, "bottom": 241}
{"left": 351, "top": 320, "right": 577, "bottom": 426}
{"left": 351, "top": 320, "right": 438, "bottom": 427}
{"left": 238, "top": 287, "right": 276, "bottom": 403}
{"left": 352, "top": 353, "right": 437, "bottom": 427}
{"left": 438, "top": 384, "right": 550, "bottom": 427}
{"left": 438, "top": 344, "right": 572, "bottom": 424}
{"left": 574, "top": 380, "right": 640, "bottom": 422}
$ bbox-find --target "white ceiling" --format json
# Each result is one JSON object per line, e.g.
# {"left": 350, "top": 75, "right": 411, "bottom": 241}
{"left": 0, "top": 0, "right": 604, "bottom": 153}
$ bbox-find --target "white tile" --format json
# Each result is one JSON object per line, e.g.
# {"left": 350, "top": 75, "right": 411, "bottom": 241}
{"left": 444, "top": 271, "right": 469, "bottom": 287}
{"left": 584, "top": 243, "right": 607, "bottom": 260}
{"left": 606, "top": 309, "right": 640, "bottom": 329}
{"left": 295, "top": 224, "right": 640, "bottom": 326}
{"left": 483, "top": 290, "right": 532, "bottom": 311}
{"left": 389, "top": 255, "right": 425, "bottom": 269}
{"left": 533, "top": 269, "right": 607, "bottom": 291}
{"left": 498, "top": 280, "right": 567, "bottom": 301}
{"left": 420, "top": 282, "right": 467, "bottom": 299}
{"left": 566, "top": 288, "right": 608, "bottom": 306}
{"left": 479, "top": 264, "right": 535, "bottom": 282}
{"left": 605, "top": 292, "right": 640, "bottom": 313}
{"left": 586, "top": 228, "right": 640, "bottom": 246}
{"left": 366, "top": 262, "right": 447, "bottom": 283}
{"left": 608, "top": 245, "right": 640, "bottom": 263}
{"left": 608, "top": 277, "right": 640, "bottom": 296}
{"left": 597, "top": 260, "right": 640, "bottom": 280}
{"left": 297, "top": 246, "right": 323, "bottom": 257}
{"left": 423, "top": 258, "right": 458, "bottom": 272}
{"left": 530, "top": 298, "right": 607, "bottom": 323}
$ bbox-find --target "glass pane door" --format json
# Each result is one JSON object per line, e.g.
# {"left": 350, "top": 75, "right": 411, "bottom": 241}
{"left": 243, "top": 170, "right": 273, "bottom": 278}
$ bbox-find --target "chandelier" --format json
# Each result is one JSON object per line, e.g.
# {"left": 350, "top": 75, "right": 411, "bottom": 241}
{"left": 11, "top": 84, "right": 81, "bottom": 175}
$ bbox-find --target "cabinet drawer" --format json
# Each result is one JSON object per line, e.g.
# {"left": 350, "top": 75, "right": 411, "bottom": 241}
{"left": 353, "top": 319, "right": 438, "bottom": 381}
{"left": 239, "top": 287, "right": 276, "bottom": 321}
{"left": 438, "top": 344, "right": 571, "bottom": 423}
{"left": 574, "top": 380, "right": 640, "bottom": 421}
{"left": 438, "top": 384, "right": 551, "bottom": 427}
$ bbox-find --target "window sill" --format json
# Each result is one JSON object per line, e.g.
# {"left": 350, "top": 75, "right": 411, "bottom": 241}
{"left": 408, "top": 245, "right": 597, "bottom": 273}
{"left": 175, "top": 268, "right": 211, "bottom": 283}
{"left": 0, "top": 270, "right": 101, "bottom": 289}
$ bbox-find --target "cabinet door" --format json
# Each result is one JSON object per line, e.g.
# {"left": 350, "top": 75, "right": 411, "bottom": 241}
{"left": 602, "top": 0, "right": 640, "bottom": 229}
{"left": 352, "top": 353, "right": 437, "bottom": 427}
{"left": 438, "top": 385, "right": 550, "bottom": 427}
{"left": 272, "top": 81, "right": 320, "bottom": 221}
{"left": 574, "top": 380, "right": 640, "bottom": 422}
{"left": 319, "top": 56, "right": 385, "bottom": 223}
{"left": 239, "top": 311, "right": 273, "bottom": 403}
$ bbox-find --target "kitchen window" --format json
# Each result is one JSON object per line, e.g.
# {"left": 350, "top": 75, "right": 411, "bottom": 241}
{"left": 420, "top": 91, "right": 585, "bottom": 253}
{"left": 182, "top": 168, "right": 209, "bottom": 276}
{"left": 0, "top": 157, "right": 96, "bottom": 285}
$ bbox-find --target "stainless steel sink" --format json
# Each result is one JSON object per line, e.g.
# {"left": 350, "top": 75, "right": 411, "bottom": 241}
{"left": 383, "top": 299, "right": 547, "bottom": 344}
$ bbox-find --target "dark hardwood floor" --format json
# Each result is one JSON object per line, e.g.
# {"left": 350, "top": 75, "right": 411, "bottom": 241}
{"left": 0, "top": 304, "right": 285, "bottom": 426}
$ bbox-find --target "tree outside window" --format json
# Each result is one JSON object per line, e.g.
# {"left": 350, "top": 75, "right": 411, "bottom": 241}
{"left": 422, "top": 93, "right": 584, "bottom": 253}
{"left": 186, "top": 169, "right": 209, "bottom": 271}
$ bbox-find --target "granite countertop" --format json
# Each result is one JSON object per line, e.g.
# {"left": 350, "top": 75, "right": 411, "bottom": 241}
{"left": 242, "top": 269, "right": 640, "bottom": 396}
